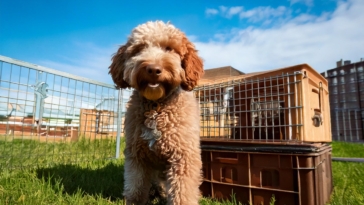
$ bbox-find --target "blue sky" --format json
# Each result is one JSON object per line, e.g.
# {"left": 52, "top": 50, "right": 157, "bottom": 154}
{"left": 1, "top": 0, "right": 363, "bottom": 85}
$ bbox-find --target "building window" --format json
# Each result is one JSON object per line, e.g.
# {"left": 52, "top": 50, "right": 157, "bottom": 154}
{"left": 358, "top": 72, "right": 364, "bottom": 80}
{"left": 340, "top": 77, "right": 345, "bottom": 83}
{"left": 332, "top": 87, "right": 338, "bottom": 94}
{"left": 349, "top": 96, "right": 357, "bottom": 102}
{"left": 349, "top": 86, "right": 357, "bottom": 92}
{"left": 331, "top": 95, "right": 338, "bottom": 103}
{"left": 350, "top": 68, "right": 356, "bottom": 73}
{"left": 340, "top": 69, "right": 345, "bottom": 75}
{"left": 350, "top": 76, "right": 356, "bottom": 82}
{"left": 331, "top": 71, "right": 337, "bottom": 76}
{"left": 340, "top": 96, "right": 346, "bottom": 102}
{"left": 332, "top": 77, "right": 337, "bottom": 85}
{"left": 341, "top": 85, "right": 345, "bottom": 93}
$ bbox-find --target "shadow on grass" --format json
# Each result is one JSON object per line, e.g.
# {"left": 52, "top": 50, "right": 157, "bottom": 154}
{"left": 35, "top": 161, "right": 125, "bottom": 201}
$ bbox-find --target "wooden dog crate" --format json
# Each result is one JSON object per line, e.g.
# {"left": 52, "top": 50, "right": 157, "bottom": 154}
{"left": 200, "top": 142, "right": 333, "bottom": 205}
{"left": 196, "top": 64, "right": 331, "bottom": 142}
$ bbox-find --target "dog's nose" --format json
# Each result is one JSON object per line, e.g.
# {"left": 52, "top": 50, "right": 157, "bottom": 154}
{"left": 146, "top": 65, "right": 162, "bottom": 76}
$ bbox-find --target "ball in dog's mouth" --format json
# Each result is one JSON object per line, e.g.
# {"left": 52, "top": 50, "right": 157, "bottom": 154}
{"left": 142, "top": 83, "right": 165, "bottom": 101}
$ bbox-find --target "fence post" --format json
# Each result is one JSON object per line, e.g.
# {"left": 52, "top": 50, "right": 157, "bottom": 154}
{"left": 115, "top": 88, "right": 122, "bottom": 159}
{"left": 34, "top": 71, "right": 47, "bottom": 136}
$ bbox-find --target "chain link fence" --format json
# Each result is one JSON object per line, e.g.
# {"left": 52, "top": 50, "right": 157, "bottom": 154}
{"left": 0, "top": 55, "right": 131, "bottom": 169}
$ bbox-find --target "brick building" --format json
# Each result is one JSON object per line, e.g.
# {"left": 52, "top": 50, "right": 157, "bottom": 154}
{"left": 321, "top": 59, "right": 364, "bottom": 141}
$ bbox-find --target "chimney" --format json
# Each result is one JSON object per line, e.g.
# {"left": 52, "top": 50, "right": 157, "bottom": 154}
{"left": 336, "top": 59, "right": 343, "bottom": 67}
{"left": 344, "top": 60, "right": 351, "bottom": 65}
{"left": 321, "top": 71, "right": 327, "bottom": 78}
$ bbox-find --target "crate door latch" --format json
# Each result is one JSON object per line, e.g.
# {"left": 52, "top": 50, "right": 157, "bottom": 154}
{"left": 311, "top": 82, "right": 323, "bottom": 127}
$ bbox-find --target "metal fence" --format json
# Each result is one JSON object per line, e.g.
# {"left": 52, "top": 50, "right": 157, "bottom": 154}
{"left": 330, "top": 109, "right": 364, "bottom": 141}
{"left": 0, "top": 55, "right": 132, "bottom": 169}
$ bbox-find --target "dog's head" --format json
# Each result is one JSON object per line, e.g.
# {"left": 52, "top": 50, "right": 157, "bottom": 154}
{"left": 109, "top": 21, "right": 204, "bottom": 101}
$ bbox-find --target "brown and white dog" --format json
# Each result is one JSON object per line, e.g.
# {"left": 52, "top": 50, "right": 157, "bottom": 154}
{"left": 109, "top": 21, "right": 204, "bottom": 205}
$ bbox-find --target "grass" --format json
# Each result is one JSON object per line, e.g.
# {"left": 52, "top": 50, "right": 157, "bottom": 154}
{"left": 327, "top": 161, "right": 364, "bottom": 205}
{"left": 0, "top": 160, "right": 125, "bottom": 205}
{"left": 0, "top": 135, "right": 117, "bottom": 168}
{"left": 0, "top": 136, "right": 125, "bottom": 205}
{"left": 331, "top": 141, "right": 364, "bottom": 158}
{"left": 327, "top": 141, "right": 364, "bottom": 205}
{"left": 0, "top": 139, "right": 363, "bottom": 205}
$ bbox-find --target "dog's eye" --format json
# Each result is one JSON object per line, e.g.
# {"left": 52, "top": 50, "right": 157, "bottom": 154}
{"left": 165, "top": 46, "right": 172, "bottom": 51}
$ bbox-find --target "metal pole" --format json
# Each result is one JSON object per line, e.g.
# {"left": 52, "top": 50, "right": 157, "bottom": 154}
{"left": 115, "top": 88, "right": 122, "bottom": 159}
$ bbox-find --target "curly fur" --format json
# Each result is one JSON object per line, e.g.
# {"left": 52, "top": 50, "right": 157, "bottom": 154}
{"left": 109, "top": 21, "right": 204, "bottom": 205}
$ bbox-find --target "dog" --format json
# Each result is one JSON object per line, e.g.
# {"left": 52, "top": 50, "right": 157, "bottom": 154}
{"left": 109, "top": 21, "right": 204, "bottom": 205}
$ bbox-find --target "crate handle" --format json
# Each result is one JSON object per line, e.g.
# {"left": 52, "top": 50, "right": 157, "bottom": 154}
{"left": 311, "top": 88, "right": 319, "bottom": 94}
{"left": 216, "top": 157, "right": 238, "bottom": 164}
{"left": 311, "top": 83, "right": 323, "bottom": 127}
{"left": 311, "top": 88, "right": 321, "bottom": 110}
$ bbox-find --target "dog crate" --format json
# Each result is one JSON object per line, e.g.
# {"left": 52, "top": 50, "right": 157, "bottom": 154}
{"left": 195, "top": 64, "right": 331, "bottom": 142}
{"left": 200, "top": 142, "right": 333, "bottom": 205}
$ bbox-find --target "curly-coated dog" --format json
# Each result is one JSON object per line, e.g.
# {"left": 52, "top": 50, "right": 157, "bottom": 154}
{"left": 109, "top": 21, "right": 204, "bottom": 205}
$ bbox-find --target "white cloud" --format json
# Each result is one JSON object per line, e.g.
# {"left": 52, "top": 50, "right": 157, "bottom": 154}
{"left": 205, "top": 8, "right": 219, "bottom": 16}
{"left": 207, "top": 5, "right": 291, "bottom": 23}
{"left": 288, "top": 13, "right": 316, "bottom": 24}
{"left": 289, "top": 0, "right": 314, "bottom": 7}
{"left": 239, "top": 6, "right": 289, "bottom": 22}
{"left": 187, "top": 35, "right": 199, "bottom": 42}
{"left": 219, "top": 6, "right": 228, "bottom": 14}
{"left": 196, "top": 0, "right": 364, "bottom": 73}
{"left": 227, "top": 6, "right": 244, "bottom": 18}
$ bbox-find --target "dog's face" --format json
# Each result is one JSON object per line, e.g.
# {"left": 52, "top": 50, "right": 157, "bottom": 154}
{"left": 109, "top": 21, "right": 204, "bottom": 101}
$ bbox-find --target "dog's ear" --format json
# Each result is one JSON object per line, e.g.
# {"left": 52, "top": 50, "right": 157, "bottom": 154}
{"left": 181, "top": 39, "right": 204, "bottom": 91}
{"left": 109, "top": 45, "right": 131, "bottom": 89}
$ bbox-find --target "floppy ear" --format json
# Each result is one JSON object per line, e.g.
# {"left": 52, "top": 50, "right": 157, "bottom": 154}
{"left": 109, "top": 45, "right": 131, "bottom": 89}
{"left": 181, "top": 39, "right": 204, "bottom": 91}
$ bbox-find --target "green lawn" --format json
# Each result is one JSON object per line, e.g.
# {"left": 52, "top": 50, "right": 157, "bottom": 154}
{"left": 0, "top": 136, "right": 117, "bottom": 168}
{"left": 331, "top": 141, "right": 364, "bottom": 158}
{"left": 0, "top": 160, "right": 125, "bottom": 205}
{"left": 0, "top": 140, "right": 363, "bottom": 205}
{"left": 326, "top": 141, "right": 364, "bottom": 205}
{"left": 327, "top": 161, "right": 364, "bottom": 205}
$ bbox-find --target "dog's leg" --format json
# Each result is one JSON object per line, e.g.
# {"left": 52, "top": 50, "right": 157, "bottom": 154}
{"left": 166, "top": 159, "right": 201, "bottom": 205}
{"left": 123, "top": 157, "right": 151, "bottom": 205}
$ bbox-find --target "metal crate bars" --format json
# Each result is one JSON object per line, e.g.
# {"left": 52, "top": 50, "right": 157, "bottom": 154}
{"left": 195, "top": 64, "right": 331, "bottom": 142}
